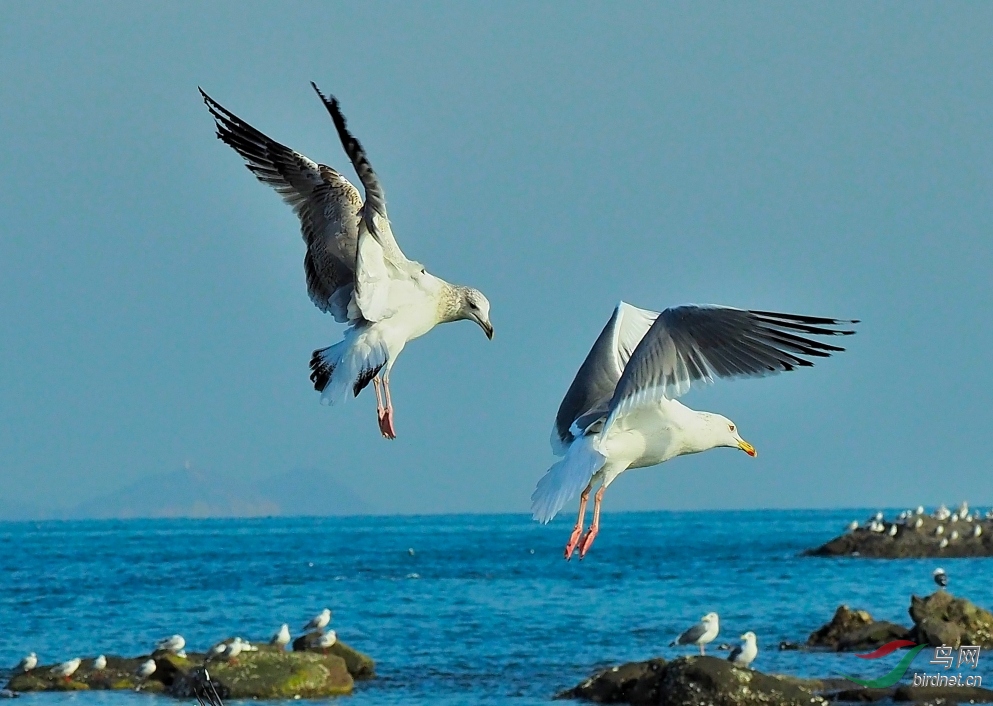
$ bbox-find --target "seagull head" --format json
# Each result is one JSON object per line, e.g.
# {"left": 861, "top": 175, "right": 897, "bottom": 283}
{"left": 740, "top": 631, "right": 756, "bottom": 642}
{"left": 456, "top": 287, "right": 494, "bottom": 339}
{"left": 701, "top": 612, "right": 719, "bottom": 624}
{"left": 698, "top": 413, "right": 756, "bottom": 457}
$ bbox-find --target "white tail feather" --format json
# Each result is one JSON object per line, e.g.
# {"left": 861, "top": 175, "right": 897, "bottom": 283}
{"left": 310, "top": 327, "right": 390, "bottom": 405}
{"left": 530, "top": 437, "right": 605, "bottom": 524}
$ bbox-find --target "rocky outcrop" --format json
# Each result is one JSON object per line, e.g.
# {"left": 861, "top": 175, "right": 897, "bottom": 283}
{"left": 5, "top": 655, "right": 166, "bottom": 693}
{"left": 556, "top": 656, "right": 829, "bottom": 706}
{"left": 169, "top": 648, "right": 352, "bottom": 699}
{"left": 806, "top": 517, "right": 993, "bottom": 558}
{"left": 807, "top": 606, "right": 911, "bottom": 651}
{"left": 909, "top": 591, "right": 993, "bottom": 647}
{"left": 825, "top": 684, "right": 993, "bottom": 703}
{"left": 292, "top": 634, "right": 375, "bottom": 679}
{"left": 4, "top": 642, "right": 370, "bottom": 699}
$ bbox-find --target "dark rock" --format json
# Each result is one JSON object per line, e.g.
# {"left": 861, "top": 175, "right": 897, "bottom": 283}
{"left": 909, "top": 591, "right": 993, "bottom": 647}
{"left": 291, "top": 634, "right": 375, "bottom": 679}
{"left": 5, "top": 648, "right": 356, "bottom": 699}
{"left": 169, "top": 649, "right": 352, "bottom": 699}
{"left": 557, "top": 655, "right": 828, "bottom": 706}
{"left": 808, "top": 605, "right": 911, "bottom": 651}
{"left": 5, "top": 655, "right": 161, "bottom": 692}
{"left": 805, "top": 517, "right": 993, "bottom": 558}
{"left": 893, "top": 684, "right": 993, "bottom": 702}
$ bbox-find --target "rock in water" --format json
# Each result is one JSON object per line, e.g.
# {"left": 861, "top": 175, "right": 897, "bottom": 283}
{"left": 909, "top": 591, "right": 993, "bottom": 647}
{"left": 805, "top": 516, "right": 993, "bottom": 558}
{"left": 292, "top": 635, "right": 375, "bottom": 679}
{"left": 807, "top": 605, "right": 911, "bottom": 651}
{"left": 556, "top": 656, "right": 828, "bottom": 706}
{"left": 169, "top": 649, "right": 352, "bottom": 699}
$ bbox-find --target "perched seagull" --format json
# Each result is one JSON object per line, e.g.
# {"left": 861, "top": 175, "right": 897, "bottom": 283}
{"left": 200, "top": 85, "right": 493, "bottom": 439}
{"left": 271, "top": 624, "right": 291, "bottom": 648}
{"left": 225, "top": 640, "right": 245, "bottom": 662}
{"left": 531, "top": 302, "right": 856, "bottom": 558}
{"left": 974, "top": 525, "right": 983, "bottom": 538}
{"left": 950, "top": 530, "right": 960, "bottom": 541}
{"left": 92, "top": 655, "right": 107, "bottom": 671}
{"left": 914, "top": 518, "right": 924, "bottom": 529}
{"left": 916, "top": 506, "right": 925, "bottom": 515}
{"left": 315, "top": 630, "right": 338, "bottom": 650}
{"left": 135, "top": 659, "right": 156, "bottom": 691}
{"left": 874, "top": 512, "right": 884, "bottom": 522}
{"left": 51, "top": 659, "right": 81, "bottom": 681}
{"left": 847, "top": 521, "right": 859, "bottom": 532}
{"left": 302, "top": 608, "right": 332, "bottom": 632}
{"left": 939, "top": 538, "right": 949, "bottom": 549}
{"left": 888, "top": 524, "right": 898, "bottom": 537}
{"left": 728, "top": 632, "right": 758, "bottom": 668}
{"left": 207, "top": 643, "right": 227, "bottom": 660}
{"left": 156, "top": 635, "right": 186, "bottom": 653}
{"left": 17, "top": 653, "right": 37, "bottom": 673}
{"left": 670, "top": 612, "right": 720, "bottom": 656}
{"left": 935, "top": 525, "right": 944, "bottom": 535}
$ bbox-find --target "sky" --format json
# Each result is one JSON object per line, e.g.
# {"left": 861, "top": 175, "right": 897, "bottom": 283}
{"left": 1, "top": 2, "right": 991, "bottom": 517}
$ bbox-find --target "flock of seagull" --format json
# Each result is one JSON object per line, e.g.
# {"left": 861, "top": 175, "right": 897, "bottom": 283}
{"left": 199, "top": 83, "right": 858, "bottom": 559}
{"left": 847, "top": 502, "right": 990, "bottom": 549}
{"left": 11, "top": 608, "right": 336, "bottom": 689}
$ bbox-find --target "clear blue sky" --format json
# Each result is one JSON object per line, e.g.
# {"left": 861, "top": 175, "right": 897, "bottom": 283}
{"left": 1, "top": 2, "right": 991, "bottom": 516}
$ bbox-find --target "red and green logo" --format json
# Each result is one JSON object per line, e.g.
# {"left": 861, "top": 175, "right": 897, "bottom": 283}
{"left": 844, "top": 640, "right": 928, "bottom": 688}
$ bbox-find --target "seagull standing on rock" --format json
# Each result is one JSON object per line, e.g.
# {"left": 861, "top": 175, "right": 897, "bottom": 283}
{"left": 271, "top": 624, "right": 291, "bottom": 648}
{"left": 303, "top": 609, "right": 332, "bottom": 633}
{"left": 135, "top": 660, "right": 156, "bottom": 691}
{"left": 17, "top": 654, "right": 37, "bottom": 673}
{"left": 156, "top": 635, "right": 185, "bottom": 654}
{"left": 92, "top": 655, "right": 106, "bottom": 671}
{"left": 531, "top": 302, "right": 856, "bottom": 558}
{"left": 728, "top": 632, "right": 758, "bottom": 668}
{"left": 51, "top": 659, "right": 81, "bottom": 682}
{"left": 201, "top": 84, "right": 493, "bottom": 439}
{"left": 670, "top": 612, "right": 720, "bottom": 656}
{"left": 315, "top": 630, "right": 338, "bottom": 651}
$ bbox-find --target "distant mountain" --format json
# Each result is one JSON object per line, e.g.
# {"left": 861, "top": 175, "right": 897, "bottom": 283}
{"left": 61, "top": 466, "right": 372, "bottom": 520}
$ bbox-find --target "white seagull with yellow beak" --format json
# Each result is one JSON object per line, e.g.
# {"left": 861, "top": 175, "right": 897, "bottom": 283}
{"left": 532, "top": 302, "right": 856, "bottom": 559}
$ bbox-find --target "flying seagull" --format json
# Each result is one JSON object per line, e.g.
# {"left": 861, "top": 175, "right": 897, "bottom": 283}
{"left": 728, "top": 631, "right": 758, "bottom": 668}
{"left": 200, "top": 84, "right": 493, "bottom": 439}
{"left": 933, "top": 567, "right": 948, "bottom": 588}
{"left": 670, "top": 612, "right": 720, "bottom": 656}
{"left": 532, "top": 302, "right": 856, "bottom": 558}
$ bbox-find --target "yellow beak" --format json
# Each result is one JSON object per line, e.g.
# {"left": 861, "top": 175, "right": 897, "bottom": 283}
{"left": 738, "top": 440, "right": 757, "bottom": 457}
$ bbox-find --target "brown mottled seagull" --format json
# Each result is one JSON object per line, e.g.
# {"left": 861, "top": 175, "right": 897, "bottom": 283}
{"left": 200, "top": 84, "right": 493, "bottom": 439}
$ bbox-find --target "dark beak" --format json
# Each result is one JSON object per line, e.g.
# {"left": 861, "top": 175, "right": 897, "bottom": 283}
{"left": 481, "top": 321, "right": 494, "bottom": 340}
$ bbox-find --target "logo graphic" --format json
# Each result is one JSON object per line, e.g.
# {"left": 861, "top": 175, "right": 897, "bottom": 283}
{"left": 844, "top": 641, "right": 983, "bottom": 689}
{"left": 844, "top": 640, "right": 927, "bottom": 688}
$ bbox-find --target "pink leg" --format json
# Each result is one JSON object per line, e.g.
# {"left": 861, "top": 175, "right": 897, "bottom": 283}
{"left": 373, "top": 378, "right": 389, "bottom": 437}
{"left": 381, "top": 375, "right": 396, "bottom": 440}
{"left": 564, "top": 482, "right": 593, "bottom": 560}
{"left": 578, "top": 486, "right": 606, "bottom": 558}
{"left": 699, "top": 644, "right": 705, "bottom": 656}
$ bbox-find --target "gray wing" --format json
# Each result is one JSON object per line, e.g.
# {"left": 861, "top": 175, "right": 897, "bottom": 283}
{"left": 551, "top": 302, "right": 659, "bottom": 454}
{"left": 310, "top": 83, "right": 409, "bottom": 266}
{"left": 200, "top": 88, "right": 361, "bottom": 322}
{"left": 676, "top": 622, "right": 708, "bottom": 645}
{"left": 605, "top": 306, "right": 858, "bottom": 427}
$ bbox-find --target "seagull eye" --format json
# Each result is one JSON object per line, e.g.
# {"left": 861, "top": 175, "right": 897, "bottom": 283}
{"left": 469, "top": 302, "right": 478, "bottom": 310}
{"left": 728, "top": 424, "right": 735, "bottom": 432}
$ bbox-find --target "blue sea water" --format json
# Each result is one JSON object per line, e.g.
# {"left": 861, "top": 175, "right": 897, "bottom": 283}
{"left": 2, "top": 511, "right": 992, "bottom": 705}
